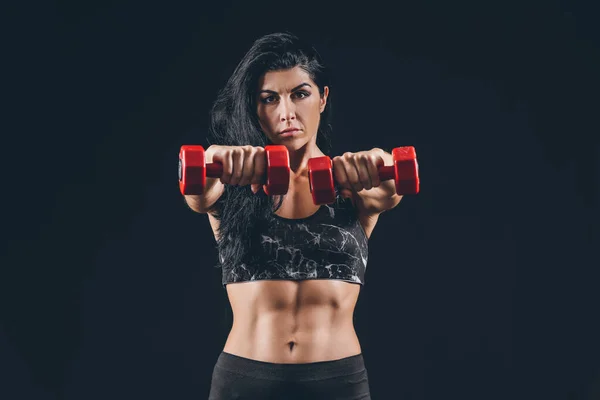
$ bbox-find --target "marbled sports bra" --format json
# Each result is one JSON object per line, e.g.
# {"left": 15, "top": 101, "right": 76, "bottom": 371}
{"left": 219, "top": 194, "right": 369, "bottom": 287}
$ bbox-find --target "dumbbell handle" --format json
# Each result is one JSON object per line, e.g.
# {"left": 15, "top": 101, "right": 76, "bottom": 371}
{"left": 327, "top": 164, "right": 407, "bottom": 183}
{"left": 328, "top": 165, "right": 409, "bottom": 186}
{"left": 204, "top": 161, "right": 273, "bottom": 182}
{"left": 205, "top": 162, "right": 224, "bottom": 179}
{"left": 377, "top": 165, "right": 396, "bottom": 182}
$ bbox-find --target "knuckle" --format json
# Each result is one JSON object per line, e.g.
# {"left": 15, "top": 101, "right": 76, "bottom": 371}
{"left": 255, "top": 150, "right": 265, "bottom": 161}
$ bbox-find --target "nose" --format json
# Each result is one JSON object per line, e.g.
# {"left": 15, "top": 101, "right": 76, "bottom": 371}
{"left": 279, "top": 97, "right": 296, "bottom": 122}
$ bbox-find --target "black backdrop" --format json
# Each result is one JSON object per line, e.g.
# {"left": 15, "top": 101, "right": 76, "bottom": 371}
{"left": 2, "top": 1, "right": 599, "bottom": 399}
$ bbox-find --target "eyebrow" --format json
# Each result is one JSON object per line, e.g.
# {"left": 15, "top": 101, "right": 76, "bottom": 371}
{"left": 259, "top": 82, "right": 312, "bottom": 95}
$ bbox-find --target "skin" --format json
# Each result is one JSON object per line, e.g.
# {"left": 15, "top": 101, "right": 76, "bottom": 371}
{"left": 206, "top": 66, "right": 403, "bottom": 363}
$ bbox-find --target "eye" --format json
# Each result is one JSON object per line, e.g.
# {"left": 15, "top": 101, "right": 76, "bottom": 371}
{"left": 294, "top": 91, "right": 310, "bottom": 99}
{"left": 261, "top": 95, "right": 277, "bottom": 104}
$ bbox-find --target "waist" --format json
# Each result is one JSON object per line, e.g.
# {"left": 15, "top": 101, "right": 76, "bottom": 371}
{"left": 214, "top": 351, "right": 366, "bottom": 381}
{"left": 223, "top": 308, "right": 361, "bottom": 363}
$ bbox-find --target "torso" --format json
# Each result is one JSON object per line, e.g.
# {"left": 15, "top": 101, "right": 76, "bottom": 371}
{"left": 222, "top": 279, "right": 362, "bottom": 363}
{"left": 207, "top": 174, "right": 379, "bottom": 363}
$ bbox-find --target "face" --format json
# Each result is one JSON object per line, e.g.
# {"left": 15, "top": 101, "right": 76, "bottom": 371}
{"left": 256, "top": 66, "right": 328, "bottom": 151}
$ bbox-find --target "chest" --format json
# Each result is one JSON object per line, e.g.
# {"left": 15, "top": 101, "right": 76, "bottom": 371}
{"left": 274, "top": 181, "right": 378, "bottom": 239}
{"left": 274, "top": 177, "right": 321, "bottom": 219}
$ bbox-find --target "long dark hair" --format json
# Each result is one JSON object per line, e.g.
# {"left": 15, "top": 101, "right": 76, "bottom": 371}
{"left": 206, "top": 32, "right": 333, "bottom": 272}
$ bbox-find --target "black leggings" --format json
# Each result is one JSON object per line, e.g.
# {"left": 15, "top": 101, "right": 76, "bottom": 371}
{"left": 208, "top": 352, "right": 371, "bottom": 399}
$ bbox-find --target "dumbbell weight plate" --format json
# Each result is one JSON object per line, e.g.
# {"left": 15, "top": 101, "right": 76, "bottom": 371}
{"left": 308, "top": 156, "right": 336, "bottom": 205}
{"left": 263, "top": 145, "right": 290, "bottom": 196}
{"left": 179, "top": 145, "right": 206, "bottom": 195}
{"left": 391, "top": 147, "right": 419, "bottom": 195}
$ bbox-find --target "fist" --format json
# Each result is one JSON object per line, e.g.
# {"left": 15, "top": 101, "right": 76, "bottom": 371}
{"left": 206, "top": 145, "right": 267, "bottom": 193}
{"left": 332, "top": 148, "right": 385, "bottom": 197}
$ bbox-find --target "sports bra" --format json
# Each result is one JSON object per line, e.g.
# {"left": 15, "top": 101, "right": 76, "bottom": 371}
{"left": 219, "top": 194, "right": 369, "bottom": 287}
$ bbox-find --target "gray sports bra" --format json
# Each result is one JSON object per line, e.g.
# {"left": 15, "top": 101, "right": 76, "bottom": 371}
{"left": 219, "top": 194, "right": 369, "bottom": 287}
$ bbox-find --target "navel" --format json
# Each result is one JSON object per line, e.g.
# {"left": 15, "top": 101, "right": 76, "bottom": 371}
{"left": 287, "top": 341, "right": 296, "bottom": 352}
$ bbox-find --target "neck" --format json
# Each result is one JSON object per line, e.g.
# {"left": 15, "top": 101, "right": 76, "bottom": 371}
{"left": 287, "top": 141, "right": 324, "bottom": 177}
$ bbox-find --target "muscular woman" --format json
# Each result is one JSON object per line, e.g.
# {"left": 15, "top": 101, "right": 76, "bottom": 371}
{"left": 184, "top": 32, "right": 403, "bottom": 399}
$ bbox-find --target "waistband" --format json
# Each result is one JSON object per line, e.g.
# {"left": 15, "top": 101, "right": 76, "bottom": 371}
{"left": 214, "top": 352, "right": 366, "bottom": 382}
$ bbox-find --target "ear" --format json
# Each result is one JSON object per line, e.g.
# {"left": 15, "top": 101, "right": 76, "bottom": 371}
{"left": 320, "top": 86, "right": 329, "bottom": 113}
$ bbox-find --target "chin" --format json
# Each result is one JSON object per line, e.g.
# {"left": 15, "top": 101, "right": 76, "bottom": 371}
{"left": 287, "top": 135, "right": 311, "bottom": 147}
{"left": 270, "top": 133, "right": 303, "bottom": 144}
{"left": 268, "top": 132, "right": 316, "bottom": 153}
{"left": 284, "top": 142, "right": 304, "bottom": 152}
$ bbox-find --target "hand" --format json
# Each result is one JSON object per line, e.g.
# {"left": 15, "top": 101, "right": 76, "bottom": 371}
{"left": 331, "top": 148, "right": 386, "bottom": 198}
{"left": 206, "top": 145, "right": 267, "bottom": 194}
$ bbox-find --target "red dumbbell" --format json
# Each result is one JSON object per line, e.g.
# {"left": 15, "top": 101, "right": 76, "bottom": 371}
{"left": 179, "top": 145, "right": 291, "bottom": 195}
{"left": 307, "top": 146, "right": 420, "bottom": 205}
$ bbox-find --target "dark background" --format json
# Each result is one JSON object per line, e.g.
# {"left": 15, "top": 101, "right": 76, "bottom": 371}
{"left": 2, "top": 1, "right": 599, "bottom": 399}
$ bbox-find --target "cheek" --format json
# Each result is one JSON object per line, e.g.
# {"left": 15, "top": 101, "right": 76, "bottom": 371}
{"left": 303, "top": 101, "right": 322, "bottom": 126}
{"left": 257, "top": 108, "right": 274, "bottom": 130}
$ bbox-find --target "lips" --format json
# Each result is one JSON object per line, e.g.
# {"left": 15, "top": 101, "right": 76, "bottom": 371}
{"left": 279, "top": 128, "right": 300, "bottom": 135}
{"left": 278, "top": 128, "right": 301, "bottom": 138}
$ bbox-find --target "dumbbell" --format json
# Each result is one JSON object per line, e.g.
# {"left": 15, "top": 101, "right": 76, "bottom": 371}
{"left": 307, "top": 146, "right": 420, "bottom": 205}
{"left": 178, "top": 145, "right": 291, "bottom": 195}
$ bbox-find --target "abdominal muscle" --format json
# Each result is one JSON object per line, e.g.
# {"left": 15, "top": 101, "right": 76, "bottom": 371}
{"left": 222, "top": 279, "right": 362, "bottom": 364}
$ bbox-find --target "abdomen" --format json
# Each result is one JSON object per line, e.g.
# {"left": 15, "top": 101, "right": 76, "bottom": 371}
{"left": 223, "top": 279, "right": 362, "bottom": 363}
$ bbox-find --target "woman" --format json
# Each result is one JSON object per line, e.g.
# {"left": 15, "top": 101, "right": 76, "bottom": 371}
{"left": 184, "top": 32, "right": 403, "bottom": 399}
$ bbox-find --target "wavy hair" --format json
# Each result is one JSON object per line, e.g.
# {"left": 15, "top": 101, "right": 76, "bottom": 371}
{"left": 205, "top": 32, "right": 333, "bottom": 272}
